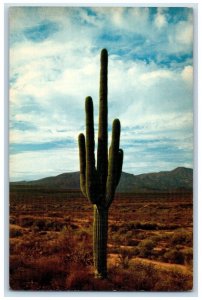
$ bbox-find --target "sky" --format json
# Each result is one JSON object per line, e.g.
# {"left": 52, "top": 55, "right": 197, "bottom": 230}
{"left": 9, "top": 6, "right": 193, "bottom": 181}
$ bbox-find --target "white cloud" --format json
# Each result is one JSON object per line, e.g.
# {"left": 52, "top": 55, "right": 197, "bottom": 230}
{"left": 181, "top": 65, "right": 193, "bottom": 86}
{"left": 155, "top": 9, "right": 167, "bottom": 29}
{"left": 175, "top": 21, "right": 193, "bottom": 46}
{"left": 9, "top": 7, "right": 193, "bottom": 179}
{"left": 107, "top": 7, "right": 126, "bottom": 28}
{"left": 140, "top": 69, "right": 173, "bottom": 83}
{"left": 168, "top": 20, "right": 193, "bottom": 54}
{"left": 10, "top": 147, "right": 79, "bottom": 181}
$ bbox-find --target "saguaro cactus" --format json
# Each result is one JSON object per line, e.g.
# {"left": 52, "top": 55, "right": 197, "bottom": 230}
{"left": 78, "top": 49, "right": 123, "bottom": 278}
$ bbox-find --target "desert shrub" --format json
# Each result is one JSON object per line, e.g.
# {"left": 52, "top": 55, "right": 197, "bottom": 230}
{"left": 135, "top": 231, "right": 148, "bottom": 240}
{"left": 90, "top": 277, "right": 114, "bottom": 291}
{"left": 118, "top": 221, "right": 160, "bottom": 232}
{"left": 30, "top": 218, "right": 68, "bottom": 232}
{"left": 10, "top": 255, "right": 67, "bottom": 290}
{"left": 140, "top": 222, "right": 158, "bottom": 230}
{"left": 10, "top": 255, "right": 26, "bottom": 273}
{"left": 132, "top": 247, "right": 140, "bottom": 256}
{"left": 109, "top": 266, "right": 134, "bottom": 290}
{"left": 10, "top": 226, "right": 23, "bottom": 238}
{"left": 34, "top": 257, "right": 65, "bottom": 288}
{"left": 64, "top": 216, "right": 72, "bottom": 223}
{"left": 69, "top": 223, "right": 79, "bottom": 230}
{"left": 150, "top": 234, "right": 164, "bottom": 243}
{"left": 112, "top": 221, "right": 150, "bottom": 235}
{"left": 10, "top": 266, "right": 40, "bottom": 290}
{"left": 118, "top": 235, "right": 135, "bottom": 246}
{"left": 10, "top": 226, "right": 94, "bottom": 290}
{"left": 18, "top": 216, "right": 34, "bottom": 227}
{"left": 114, "top": 262, "right": 158, "bottom": 291}
{"left": 138, "top": 239, "right": 155, "bottom": 258}
{"left": 117, "top": 226, "right": 128, "bottom": 235}
{"left": 154, "top": 268, "right": 193, "bottom": 291}
{"left": 109, "top": 224, "right": 120, "bottom": 232}
{"left": 66, "top": 268, "right": 114, "bottom": 291}
{"left": 32, "top": 219, "right": 46, "bottom": 231}
{"left": 73, "top": 244, "right": 93, "bottom": 266}
{"left": 116, "top": 248, "right": 133, "bottom": 269}
{"left": 111, "top": 231, "right": 122, "bottom": 244}
{"left": 113, "top": 261, "right": 192, "bottom": 291}
{"left": 10, "top": 239, "right": 19, "bottom": 253}
{"left": 171, "top": 230, "right": 192, "bottom": 246}
{"left": 122, "top": 230, "right": 133, "bottom": 240}
{"left": 110, "top": 246, "right": 120, "bottom": 255}
{"left": 127, "top": 239, "right": 140, "bottom": 246}
{"left": 175, "top": 244, "right": 183, "bottom": 250}
{"left": 13, "top": 232, "right": 50, "bottom": 257}
{"left": 182, "top": 248, "right": 193, "bottom": 266}
{"left": 65, "top": 269, "right": 93, "bottom": 290}
{"left": 163, "top": 249, "right": 184, "bottom": 264}
{"left": 10, "top": 216, "right": 16, "bottom": 225}
{"left": 56, "top": 228, "right": 93, "bottom": 267}
{"left": 133, "top": 262, "right": 158, "bottom": 290}
{"left": 76, "top": 227, "right": 92, "bottom": 243}
{"left": 151, "top": 247, "right": 167, "bottom": 261}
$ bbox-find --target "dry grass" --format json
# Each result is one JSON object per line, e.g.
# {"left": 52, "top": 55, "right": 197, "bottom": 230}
{"left": 9, "top": 186, "right": 193, "bottom": 291}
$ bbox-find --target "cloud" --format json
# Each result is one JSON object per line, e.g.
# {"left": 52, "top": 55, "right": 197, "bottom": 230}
{"left": 23, "top": 21, "right": 60, "bottom": 43}
{"left": 9, "top": 7, "right": 193, "bottom": 180}
{"left": 154, "top": 8, "right": 167, "bottom": 29}
{"left": 10, "top": 148, "right": 79, "bottom": 181}
{"left": 181, "top": 65, "right": 193, "bottom": 86}
{"left": 10, "top": 138, "right": 75, "bottom": 155}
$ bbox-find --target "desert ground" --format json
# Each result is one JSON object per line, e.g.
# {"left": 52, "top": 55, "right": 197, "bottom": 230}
{"left": 9, "top": 185, "right": 193, "bottom": 291}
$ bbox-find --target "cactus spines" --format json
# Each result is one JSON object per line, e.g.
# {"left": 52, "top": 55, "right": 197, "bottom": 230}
{"left": 78, "top": 49, "right": 123, "bottom": 278}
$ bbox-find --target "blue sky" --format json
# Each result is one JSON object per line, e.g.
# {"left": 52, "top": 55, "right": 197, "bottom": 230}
{"left": 9, "top": 6, "right": 193, "bottom": 181}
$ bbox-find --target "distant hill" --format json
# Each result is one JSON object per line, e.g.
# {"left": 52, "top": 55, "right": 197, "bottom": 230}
{"left": 11, "top": 167, "right": 193, "bottom": 193}
{"left": 117, "top": 167, "right": 193, "bottom": 192}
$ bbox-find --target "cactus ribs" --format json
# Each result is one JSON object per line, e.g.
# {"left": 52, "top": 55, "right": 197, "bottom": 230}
{"left": 78, "top": 49, "right": 123, "bottom": 278}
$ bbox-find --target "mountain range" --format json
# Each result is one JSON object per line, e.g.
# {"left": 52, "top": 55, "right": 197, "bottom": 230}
{"left": 11, "top": 167, "right": 193, "bottom": 193}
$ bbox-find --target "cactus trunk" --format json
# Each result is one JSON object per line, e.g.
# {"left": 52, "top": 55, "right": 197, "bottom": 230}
{"left": 93, "top": 205, "right": 108, "bottom": 278}
{"left": 78, "top": 49, "right": 123, "bottom": 278}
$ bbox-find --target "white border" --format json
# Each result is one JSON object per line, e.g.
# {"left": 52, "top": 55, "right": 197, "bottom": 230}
{"left": 1, "top": 1, "right": 200, "bottom": 299}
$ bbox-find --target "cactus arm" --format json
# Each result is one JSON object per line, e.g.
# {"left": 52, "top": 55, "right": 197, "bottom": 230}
{"left": 106, "top": 119, "right": 121, "bottom": 208}
{"left": 85, "top": 96, "right": 98, "bottom": 204}
{"left": 78, "top": 133, "right": 86, "bottom": 197}
{"left": 116, "top": 149, "right": 124, "bottom": 186}
{"left": 78, "top": 49, "right": 124, "bottom": 278}
{"left": 97, "top": 49, "right": 108, "bottom": 198}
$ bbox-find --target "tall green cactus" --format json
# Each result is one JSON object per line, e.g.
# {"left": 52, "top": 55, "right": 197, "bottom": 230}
{"left": 78, "top": 49, "right": 123, "bottom": 278}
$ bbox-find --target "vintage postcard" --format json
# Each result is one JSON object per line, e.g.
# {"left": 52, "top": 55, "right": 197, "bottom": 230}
{"left": 9, "top": 6, "right": 193, "bottom": 291}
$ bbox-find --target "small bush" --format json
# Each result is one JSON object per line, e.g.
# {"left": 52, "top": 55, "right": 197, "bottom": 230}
{"left": 138, "top": 239, "right": 155, "bottom": 258}
{"left": 117, "top": 248, "right": 133, "bottom": 269}
{"left": 10, "top": 216, "right": 16, "bottom": 225}
{"left": 171, "top": 231, "right": 192, "bottom": 246}
{"left": 65, "top": 269, "right": 92, "bottom": 290}
{"left": 127, "top": 239, "right": 140, "bottom": 246}
{"left": 132, "top": 247, "right": 140, "bottom": 256}
{"left": 18, "top": 217, "right": 34, "bottom": 227}
{"left": 10, "top": 226, "right": 23, "bottom": 238}
{"left": 127, "top": 262, "right": 157, "bottom": 290}
{"left": 163, "top": 249, "right": 185, "bottom": 264}
{"left": 154, "top": 268, "right": 193, "bottom": 291}
{"left": 10, "top": 256, "right": 67, "bottom": 290}
{"left": 182, "top": 248, "right": 193, "bottom": 266}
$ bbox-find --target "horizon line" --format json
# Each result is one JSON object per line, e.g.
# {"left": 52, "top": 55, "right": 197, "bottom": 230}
{"left": 9, "top": 165, "right": 193, "bottom": 183}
